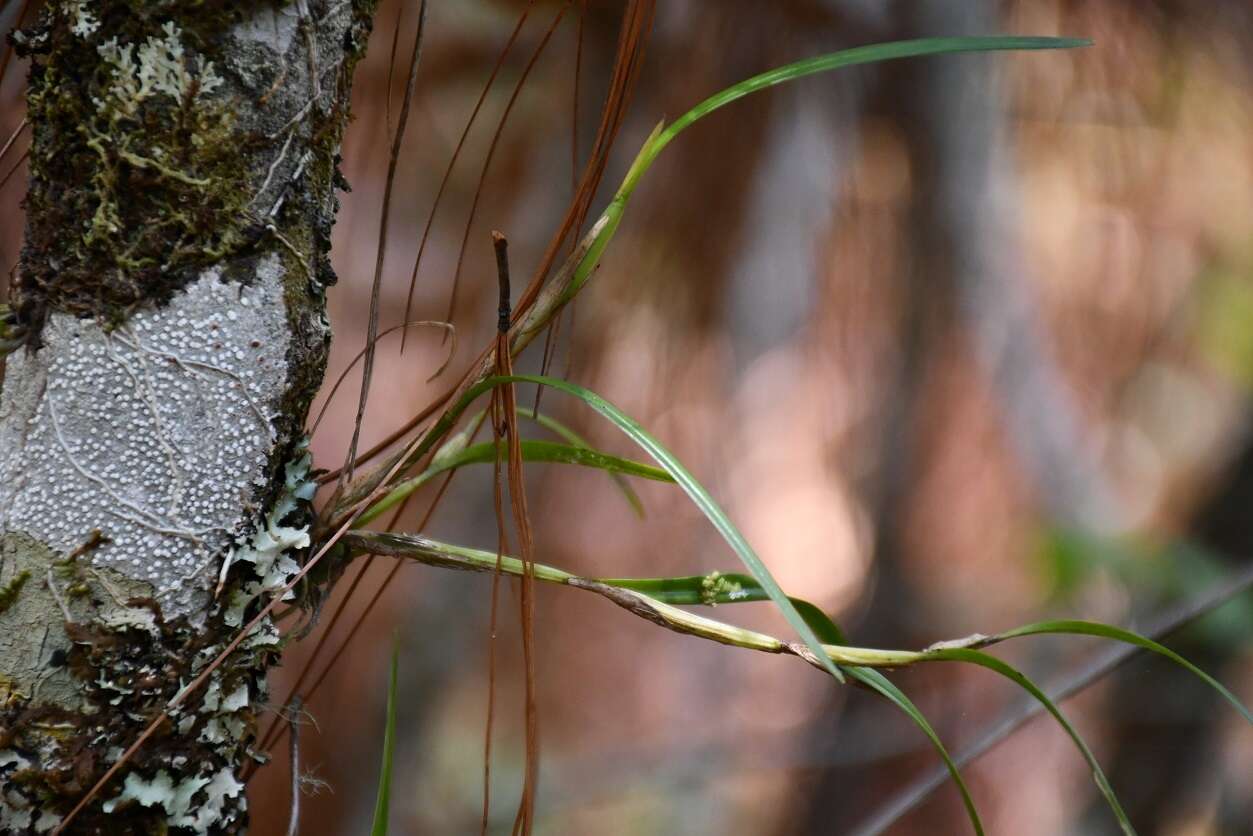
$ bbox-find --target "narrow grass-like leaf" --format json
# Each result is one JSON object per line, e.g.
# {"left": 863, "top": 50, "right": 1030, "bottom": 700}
{"left": 453, "top": 406, "right": 649, "bottom": 516}
{"left": 605, "top": 573, "right": 848, "bottom": 645}
{"left": 361, "top": 439, "right": 669, "bottom": 525}
{"left": 370, "top": 639, "right": 401, "bottom": 836}
{"left": 439, "top": 440, "right": 671, "bottom": 482}
{"left": 653, "top": 38, "right": 1089, "bottom": 160}
{"left": 846, "top": 667, "right": 984, "bottom": 836}
{"left": 993, "top": 620, "right": 1253, "bottom": 725}
{"left": 611, "top": 574, "right": 980, "bottom": 833}
{"left": 926, "top": 647, "right": 1135, "bottom": 835}
{"left": 483, "top": 374, "right": 846, "bottom": 684}
{"left": 343, "top": 37, "right": 1090, "bottom": 514}
{"left": 557, "top": 38, "right": 1091, "bottom": 305}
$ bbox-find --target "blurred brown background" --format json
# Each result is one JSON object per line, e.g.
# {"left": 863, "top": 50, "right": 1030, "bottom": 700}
{"left": 3, "top": 1, "right": 1252, "bottom": 834}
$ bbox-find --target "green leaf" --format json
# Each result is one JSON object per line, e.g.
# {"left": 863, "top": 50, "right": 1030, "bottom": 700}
{"left": 604, "top": 573, "right": 847, "bottom": 645}
{"left": 560, "top": 37, "right": 1092, "bottom": 303}
{"left": 353, "top": 39, "right": 1093, "bottom": 518}
{"left": 655, "top": 38, "right": 1089, "bottom": 159}
{"left": 846, "top": 667, "right": 984, "bottom": 836}
{"left": 369, "top": 639, "right": 401, "bottom": 836}
{"left": 926, "top": 647, "right": 1135, "bottom": 835}
{"left": 441, "top": 440, "right": 672, "bottom": 483}
{"left": 606, "top": 574, "right": 980, "bottom": 831}
{"left": 360, "top": 439, "right": 670, "bottom": 525}
{"left": 993, "top": 620, "right": 1253, "bottom": 725}
{"left": 484, "top": 374, "right": 846, "bottom": 684}
{"left": 454, "top": 406, "right": 650, "bottom": 517}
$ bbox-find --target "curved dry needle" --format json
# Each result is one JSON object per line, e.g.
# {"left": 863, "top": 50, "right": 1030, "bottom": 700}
{"left": 0, "top": 146, "right": 28, "bottom": 192}
{"left": 439, "top": 2, "right": 571, "bottom": 342}
{"left": 0, "top": 117, "right": 26, "bottom": 165}
{"left": 339, "top": 0, "right": 427, "bottom": 488}
{"left": 318, "top": 1, "right": 654, "bottom": 485}
{"left": 309, "top": 320, "right": 455, "bottom": 437}
{"left": 398, "top": 0, "right": 539, "bottom": 354}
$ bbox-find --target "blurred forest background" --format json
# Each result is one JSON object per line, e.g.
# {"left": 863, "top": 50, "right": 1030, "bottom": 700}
{"left": 2, "top": 0, "right": 1252, "bottom": 834}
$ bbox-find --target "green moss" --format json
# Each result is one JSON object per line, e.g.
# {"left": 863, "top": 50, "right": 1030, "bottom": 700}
{"left": 13, "top": 2, "right": 275, "bottom": 334}
{"left": 0, "top": 570, "right": 30, "bottom": 616}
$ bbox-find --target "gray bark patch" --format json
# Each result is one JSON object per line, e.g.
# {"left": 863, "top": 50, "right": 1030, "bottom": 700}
{"left": 0, "top": 255, "right": 291, "bottom": 619}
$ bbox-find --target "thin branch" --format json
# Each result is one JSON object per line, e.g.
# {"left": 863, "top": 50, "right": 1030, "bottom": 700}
{"left": 850, "top": 559, "right": 1253, "bottom": 836}
{"left": 0, "top": 146, "right": 28, "bottom": 192}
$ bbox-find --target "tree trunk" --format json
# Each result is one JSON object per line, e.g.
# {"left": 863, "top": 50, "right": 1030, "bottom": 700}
{"left": 0, "top": 2, "right": 376, "bottom": 832}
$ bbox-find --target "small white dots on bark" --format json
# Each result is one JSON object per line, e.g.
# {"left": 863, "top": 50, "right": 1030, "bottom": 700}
{"left": 0, "top": 256, "right": 291, "bottom": 619}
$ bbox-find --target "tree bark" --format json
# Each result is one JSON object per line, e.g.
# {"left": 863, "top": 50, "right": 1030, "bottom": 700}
{"left": 0, "top": 1, "right": 376, "bottom": 832}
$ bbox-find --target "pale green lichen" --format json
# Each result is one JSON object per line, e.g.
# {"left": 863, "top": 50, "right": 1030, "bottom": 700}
{"left": 194, "top": 678, "right": 250, "bottom": 745}
{"left": 219, "top": 441, "right": 316, "bottom": 626}
{"left": 85, "top": 21, "right": 228, "bottom": 248}
{"left": 101, "top": 765, "right": 243, "bottom": 833}
{"left": 94, "top": 22, "right": 224, "bottom": 115}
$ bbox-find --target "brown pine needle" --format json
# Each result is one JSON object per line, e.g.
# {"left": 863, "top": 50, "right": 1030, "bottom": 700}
{"left": 400, "top": 0, "right": 539, "bottom": 354}
{"left": 439, "top": 3, "right": 571, "bottom": 341}
{"left": 339, "top": 0, "right": 427, "bottom": 488}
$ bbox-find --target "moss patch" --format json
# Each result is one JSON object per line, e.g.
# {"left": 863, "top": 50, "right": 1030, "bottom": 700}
{"left": 0, "top": 571, "right": 30, "bottom": 616}
{"left": 12, "top": 2, "right": 281, "bottom": 336}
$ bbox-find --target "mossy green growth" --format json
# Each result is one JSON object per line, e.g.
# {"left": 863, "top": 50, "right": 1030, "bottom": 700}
{"left": 14, "top": 2, "right": 272, "bottom": 334}
{"left": 0, "top": 570, "right": 30, "bottom": 616}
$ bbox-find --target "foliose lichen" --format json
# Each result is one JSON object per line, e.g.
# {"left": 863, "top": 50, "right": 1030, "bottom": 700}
{"left": 218, "top": 439, "right": 317, "bottom": 628}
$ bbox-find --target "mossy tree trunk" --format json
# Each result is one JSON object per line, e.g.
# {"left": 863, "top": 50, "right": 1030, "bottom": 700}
{"left": 0, "top": 2, "right": 376, "bottom": 832}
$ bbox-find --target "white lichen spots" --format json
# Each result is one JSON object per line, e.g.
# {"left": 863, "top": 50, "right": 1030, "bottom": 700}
{"left": 219, "top": 445, "right": 314, "bottom": 626}
{"left": 102, "top": 767, "right": 244, "bottom": 834}
{"left": 95, "top": 22, "right": 224, "bottom": 118}
{"left": 0, "top": 256, "right": 291, "bottom": 618}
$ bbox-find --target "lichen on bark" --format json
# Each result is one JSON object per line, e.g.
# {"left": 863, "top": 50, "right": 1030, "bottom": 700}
{"left": 0, "top": 1, "right": 378, "bottom": 832}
